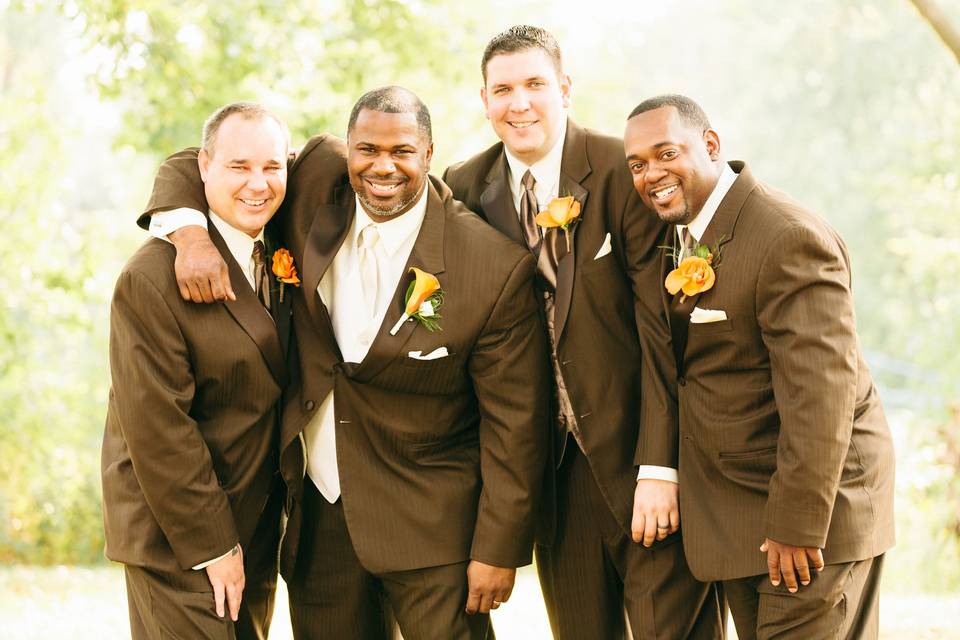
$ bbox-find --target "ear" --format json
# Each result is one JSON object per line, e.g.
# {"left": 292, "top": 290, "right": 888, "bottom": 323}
{"left": 480, "top": 86, "right": 490, "bottom": 120}
{"left": 703, "top": 129, "right": 721, "bottom": 161}
{"left": 198, "top": 149, "right": 211, "bottom": 182}
{"left": 424, "top": 142, "right": 434, "bottom": 170}
{"left": 559, "top": 73, "right": 572, "bottom": 109}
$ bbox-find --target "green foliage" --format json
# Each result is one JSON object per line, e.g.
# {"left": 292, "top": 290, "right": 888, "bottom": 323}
{"left": 2, "top": 0, "right": 959, "bottom": 587}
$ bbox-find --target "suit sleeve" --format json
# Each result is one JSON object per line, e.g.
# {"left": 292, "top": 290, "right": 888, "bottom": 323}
{"left": 467, "top": 252, "right": 551, "bottom": 568}
{"left": 619, "top": 186, "right": 679, "bottom": 469}
{"left": 758, "top": 225, "right": 858, "bottom": 548}
{"left": 139, "top": 148, "right": 207, "bottom": 229}
{"left": 109, "top": 268, "right": 238, "bottom": 569}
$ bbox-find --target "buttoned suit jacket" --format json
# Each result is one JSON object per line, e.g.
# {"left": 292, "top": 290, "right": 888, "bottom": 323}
{"left": 635, "top": 161, "right": 896, "bottom": 582}
{"left": 102, "top": 222, "right": 291, "bottom": 577}
{"left": 442, "top": 119, "right": 668, "bottom": 538}
{"left": 141, "top": 135, "right": 551, "bottom": 578}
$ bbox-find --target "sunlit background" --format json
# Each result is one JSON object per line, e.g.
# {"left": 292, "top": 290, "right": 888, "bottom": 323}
{"left": 2, "top": 0, "right": 958, "bottom": 637}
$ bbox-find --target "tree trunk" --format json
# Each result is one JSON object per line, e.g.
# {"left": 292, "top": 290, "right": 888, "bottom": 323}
{"left": 909, "top": 0, "right": 960, "bottom": 65}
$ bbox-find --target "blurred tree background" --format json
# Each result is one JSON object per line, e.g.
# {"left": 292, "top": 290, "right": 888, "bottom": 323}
{"left": 1, "top": 0, "right": 958, "bottom": 596}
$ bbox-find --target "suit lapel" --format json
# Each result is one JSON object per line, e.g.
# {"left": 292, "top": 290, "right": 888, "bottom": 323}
{"left": 301, "top": 185, "right": 353, "bottom": 338}
{"left": 665, "top": 161, "right": 753, "bottom": 374}
{"left": 479, "top": 149, "right": 526, "bottom": 245}
{"left": 352, "top": 179, "right": 447, "bottom": 383}
{"left": 553, "top": 120, "right": 591, "bottom": 340}
{"left": 209, "top": 224, "right": 288, "bottom": 388}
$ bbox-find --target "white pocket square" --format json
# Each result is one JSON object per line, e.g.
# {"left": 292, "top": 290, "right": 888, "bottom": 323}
{"left": 594, "top": 233, "right": 612, "bottom": 259}
{"left": 690, "top": 307, "right": 728, "bottom": 324}
{"left": 407, "top": 347, "right": 449, "bottom": 361}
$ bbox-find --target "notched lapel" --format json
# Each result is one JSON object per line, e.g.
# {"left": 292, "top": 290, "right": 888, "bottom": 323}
{"left": 479, "top": 150, "right": 525, "bottom": 245}
{"left": 209, "top": 225, "right": 288, "bottom": 388}
{"left": 553, "top": 121, "right": 592, "bottom": 341}
{"left": 352, "top": 181, "right": 447, "bottom": 383}
{"left": 302, "top": 185, "right": 353, "bottom": 329}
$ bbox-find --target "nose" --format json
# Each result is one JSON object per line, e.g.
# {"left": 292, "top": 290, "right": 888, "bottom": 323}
{"left": 644, "top": 162, "right": 667, "bottom": 184}
{"left": 372, "top": 153, "right": 396, "bottom": 174}
{"left": 246, "top": 170, "right": 269, "bottom": 191}
{"left": 509, "top": 89, "right": 531, "bottom": 112}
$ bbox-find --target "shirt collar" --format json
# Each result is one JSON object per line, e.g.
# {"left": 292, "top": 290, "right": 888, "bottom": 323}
{"left": 504, "top": 116, "right": 568, "bottom": 196}
{"left": 678, "top": 163, "right": 738, "bottom": 243}
{"left": 208, "top": 210, "right": 264, "bottom": 266}
{"left": 352, "top": 180, "right": 429, "bottom": 257}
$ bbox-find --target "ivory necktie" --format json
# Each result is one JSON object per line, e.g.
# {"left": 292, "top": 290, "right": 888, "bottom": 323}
{"left": 358, "top": 223, "right": 381, "bottom": 315}
{"left": 252, "top": 240, "right": 271, "bottom": 310}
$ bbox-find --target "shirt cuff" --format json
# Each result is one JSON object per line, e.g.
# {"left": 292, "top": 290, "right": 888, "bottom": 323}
{"left": 191, "top": 544, "right": 238, "bottom": 570}
{"left": 149, "top": 207, "right": 208, "bottom": 243}
{"left": 636, "top": 465, "right": 679, "bottom": 483}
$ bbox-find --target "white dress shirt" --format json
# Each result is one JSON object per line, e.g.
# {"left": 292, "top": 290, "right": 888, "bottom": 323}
{"left": 504, "top": 120, "right": 567, "bottom": 213}
{"left": 304, "top": 186, "right": 429, "bottom": 503}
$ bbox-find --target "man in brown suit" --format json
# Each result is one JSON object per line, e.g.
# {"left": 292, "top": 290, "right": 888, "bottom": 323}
{"left": 102, "top": 102, "right": 293, "bottom": 639}
{"left": 443, "top": 26, "right": 723, "bottom": 639}
{"left": 624, "top": 94, "right": 896, "bottom": 639}
{"left": 139, "top": 86, "right": 550, "bottom": 639}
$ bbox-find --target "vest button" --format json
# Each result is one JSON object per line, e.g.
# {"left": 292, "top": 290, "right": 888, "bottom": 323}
{"left": 677, "top": 376, "right": 687, "bottom": 386}
{"left": 305, "top": 400, "right": 315, "bottom": 411}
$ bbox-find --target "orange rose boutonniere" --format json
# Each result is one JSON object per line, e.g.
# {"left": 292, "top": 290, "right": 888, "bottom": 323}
{"left": 535, "top": 196, "right": 582, "bottom": 251}
{"left": 389, "top": 267, "right": 444, "bottom": 335}
{"left": 271, "top": 248, "right": 301, "bottom": 303}
{"left": 664, "top": 238, "right": 724, "bottom": 303}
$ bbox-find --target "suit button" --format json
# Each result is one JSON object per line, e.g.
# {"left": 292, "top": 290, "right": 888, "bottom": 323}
{"left": 677, "top": 376, "right": 687, "bottom": 386}
{"left": 305, "top": 400, "right": 315, "bottom": 411}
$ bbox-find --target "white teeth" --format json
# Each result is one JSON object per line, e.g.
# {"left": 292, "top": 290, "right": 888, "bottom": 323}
{"left": 509, "top": 122, "right": 535, "bottom": 128}
{"left": 653, "top": 185, "right": 678, "bottom": 199}
{"left": 241, "top": 198, "right": 267, "bottom": 206}
{"left": 368, "top": 181, "right": 400, "bottom": 192}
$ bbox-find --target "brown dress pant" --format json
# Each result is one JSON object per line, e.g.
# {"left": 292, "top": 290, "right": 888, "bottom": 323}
{"left": 723, "top": 554, "right": 884, "bottom": 640}
{"left": 124, "top": 482, "right": 283, "bottom": 640}
{"left": 535, "top": 440, "right": 725, "bottom": 639}
{"left": 286, "top": 477, "right": 490, "bottom": 640}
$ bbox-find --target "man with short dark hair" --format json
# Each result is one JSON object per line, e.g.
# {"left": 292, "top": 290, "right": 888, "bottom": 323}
{"left": 102, "top": 101, "right": 291, "bottom": 639}
{"left": 139, "top": 85, "right": 551, "bottom": 639}
{"left": 443, "top": 25, "right": 724, "bottom": 639}
{"left": 624, "top": 94, "right": 895, "bottom": 639}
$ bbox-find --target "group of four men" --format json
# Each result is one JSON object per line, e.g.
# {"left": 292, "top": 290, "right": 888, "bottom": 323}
{"left": 101, "top": 24, "right": 895, "bottom": 640}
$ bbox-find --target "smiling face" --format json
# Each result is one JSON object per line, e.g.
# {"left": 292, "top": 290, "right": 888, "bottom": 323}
{"left": 198, "top": 113, "right": 288, "bottom": 237}
{"left": 481, "top": 47, "right": 571, "bottom": 165}
{"left": 624, "top": 106, "right": 723, "bottom": 226}
{"left": 348, "top": 109, "right": 433, "bottom": 221}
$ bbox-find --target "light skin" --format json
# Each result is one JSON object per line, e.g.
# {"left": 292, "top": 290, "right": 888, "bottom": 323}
{"left": 170, "top": 113, "right": 288, "bottom": 303}
{"left": 624, "top": 104, "right": 824, "bottom": 589}
{"left": 206, "top": 544, "right": 245, "bottom": 621}
{"left": 171, "top": 114, "right": 287, "bottom": 619}
{"left": 481, "top": 48, "right": 571, "bottom": 165}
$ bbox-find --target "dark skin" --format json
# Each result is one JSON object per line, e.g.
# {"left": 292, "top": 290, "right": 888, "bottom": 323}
{"left": 624, "top": 105, "right": 825, "bottom": 591}
{"left": 162, "top": 109, "right": 516, "bottom": 615}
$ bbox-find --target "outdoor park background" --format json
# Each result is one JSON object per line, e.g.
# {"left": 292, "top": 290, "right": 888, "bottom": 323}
{"left": 1, "top": 0, "right": 959, "bottom": 637}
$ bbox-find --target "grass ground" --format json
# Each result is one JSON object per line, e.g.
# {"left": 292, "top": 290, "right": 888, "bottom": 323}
{"left": 0, "top": 565, "right": 955, "bottom": 639}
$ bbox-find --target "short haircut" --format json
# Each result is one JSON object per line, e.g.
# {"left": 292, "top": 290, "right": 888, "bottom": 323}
{"left": 201, "top": 101, "right": 289, "bottom": 156}
{"left": 628, "top": 95, "right": 711, "bottom": 131}
{"left": 481, "top": 25, "right": 563, "bottom": 82}
{"left": 347, "top": 86, "right": 432, "bottom": 144}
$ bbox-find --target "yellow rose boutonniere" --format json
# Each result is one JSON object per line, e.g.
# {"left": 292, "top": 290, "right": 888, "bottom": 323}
{"left": 664, "top": 238, "right": 724, "bottom": 303}
{"left": 389, "top": 267, "right": 444, "bottom": 335}
{"left": 535, "top": 196, "right": 582, "bottom": 251}
{"left": 271, "top": 248, "right": 301, "bottom": 303}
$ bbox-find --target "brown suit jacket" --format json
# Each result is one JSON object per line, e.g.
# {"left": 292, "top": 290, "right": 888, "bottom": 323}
{"left": 141, "top": 136, "right": 551, "bottom": 577}
{"left": 636, "top": 162, "right": 896, "bottom": 581}
{"left": 101, "top": 222, "right": 290, "bottom": 576}
{"left": 443, "top": 119, "right": 668, "bottom": 537}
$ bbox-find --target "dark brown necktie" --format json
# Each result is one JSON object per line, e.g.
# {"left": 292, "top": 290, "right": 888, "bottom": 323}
{"left": 517, "top": 170, "right": 560, "bottom": 290}
{"left": 252, "top": 240, "right": 271, "bottom": 311}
